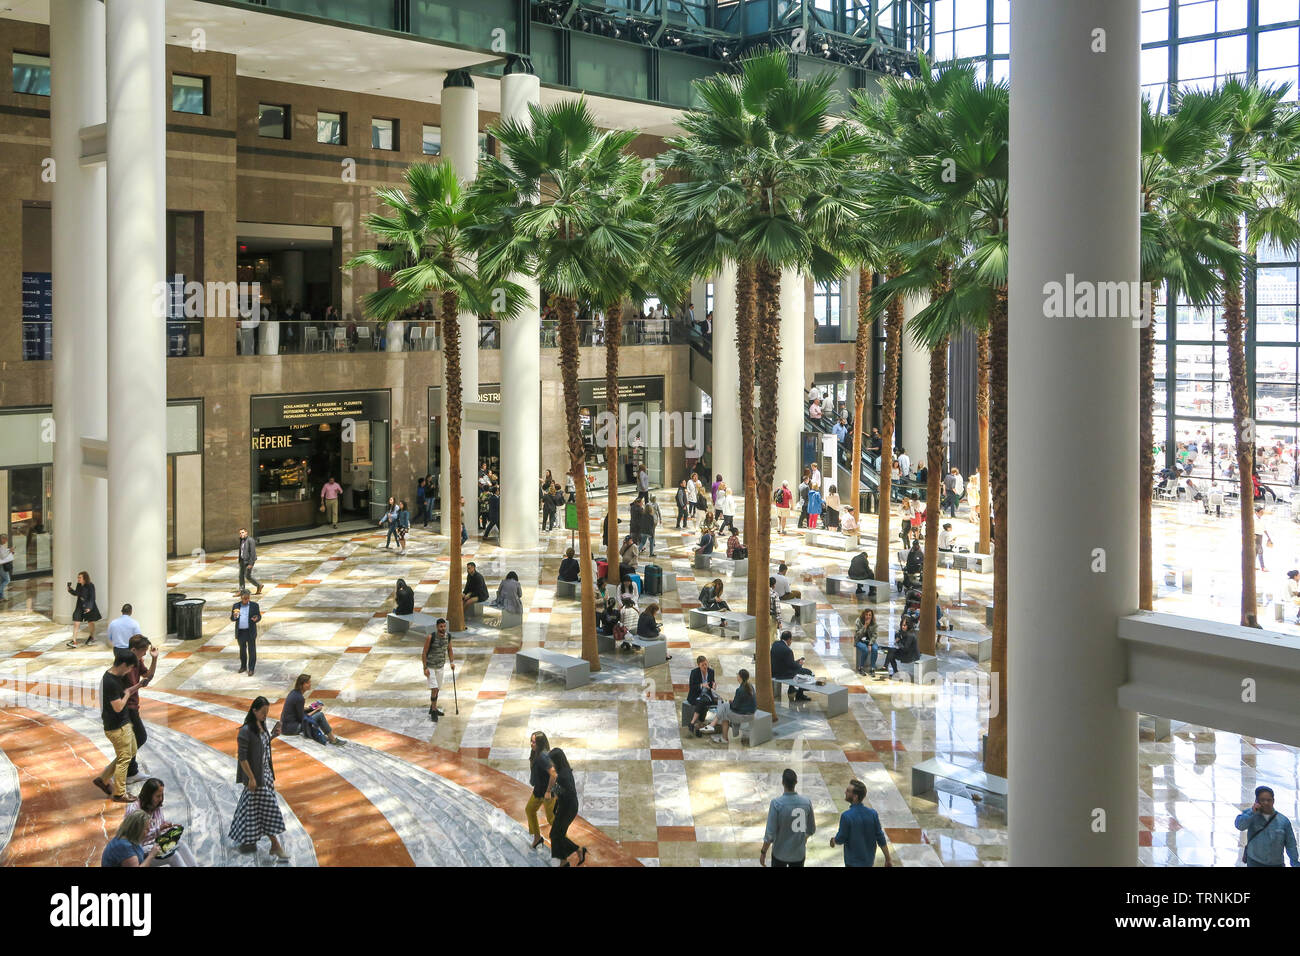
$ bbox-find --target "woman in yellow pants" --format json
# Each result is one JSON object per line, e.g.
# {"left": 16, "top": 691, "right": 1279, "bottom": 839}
{"left": 526, "top": 731, "right": 558, "bottom": 850}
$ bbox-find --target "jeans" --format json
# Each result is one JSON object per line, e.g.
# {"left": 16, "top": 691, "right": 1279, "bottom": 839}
{"left": 236, "top": 628, "right": 257, "bottom": 672}
{"left": 676, "top": 505, "right": 687, "bottom": 528}
{"left": 525, "top": 793, "right": 557, "bottom": 837}
{"left": 385, "top": 522, "right": 398, "bottom": 547}
{"left": 0, "top": 563, "right": 8, "bottom": 598}
{"left": 239, "top": 560, "right": 261, "bottom": 592}
{"left": 126, "top": 709, "right": 148, "bottom": 777}
{"left": 639, "top": 533, "right": 654, "bottom": 555}
{"left": 854, "top": 641, "right": 878, "bottom": 672}
{"left": 303, "top": 710, "right": 333, "bottom": 741}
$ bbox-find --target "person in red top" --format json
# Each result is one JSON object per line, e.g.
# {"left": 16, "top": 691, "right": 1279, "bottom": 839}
{"left": 320, "top": 477, "right": 343, "bottom": 528}
{"left": 774, "top": 480, "right": 793, "bottom": 535}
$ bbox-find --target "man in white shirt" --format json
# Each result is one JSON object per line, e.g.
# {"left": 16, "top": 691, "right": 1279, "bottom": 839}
{"left": 807, "top": 385, "right": 821, "bottom": 404}
{"left": 896, "top": 448, "right": 911, "bottom": 479}
{"left": 772, "top": 562, "right": 800, "bottom": 599}
{"left": 937, "top": 523, "right": 956, "bottom": 552}
{"left": 107, "top": 604, "right": 143, "bottom": 650}
{"left": 809, "top": 464, "right": 822, "bottom": 492}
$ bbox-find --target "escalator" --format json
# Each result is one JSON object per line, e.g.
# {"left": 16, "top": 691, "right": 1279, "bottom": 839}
{"left": 804, "top": 411, "right": 924, "bottom": 509}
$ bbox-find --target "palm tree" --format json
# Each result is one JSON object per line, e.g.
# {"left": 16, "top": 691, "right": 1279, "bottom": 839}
{"left": 849, "top": 268, "right": 873, "bottom": 516}
{"left": 471, "top": 99, "right": 650, "bottom": 668}
{"left": 1202, "top": 78, "right": 1300, "bottom": 627}
{"left": 349, "top": 161, "right": 525, "bottom": 632}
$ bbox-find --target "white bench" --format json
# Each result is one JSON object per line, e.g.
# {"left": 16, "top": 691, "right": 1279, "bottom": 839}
{"left": 781, "top": 597, "right": 817, "bottom": 627}
{"left": 772, "top": 677, "right": 848, "bottom": 717}
{"left": 712, "top": 556, "right": 748, "bottom": 579}
{"left": 806, "top": 529, "right": 854, "bottom": 550}
{"left": 555, "top": 579, "right": 583, "bottom": 598}
{"left": 877, "top": 644, "right": 938, "bottom": 683}
{"left": 597, "top": 632, "right": 668, "bottom": 668}
{"left": 693, "top": 553, "right": 712, "bottom": 570}
{"left": 942, "top": 551, "right": 992, "bottom": 573}
{"left": 386, "top": 611, "right": 439, "bottom": 635}
{"left": 825, "top": 575, "right": 890, "bottom": 599}
{"left": 473, "top": 604, "right": 523, "bottom": 629}
{"left": 688, "top": 608, "right": 756, "bottom": 640}
{"left": 514, "top": 648, "right": 590, "bottom": 689}
{"left": 679, "top": 700, "right": 773, "bottom": 746}
{"left": 911, "top": 757, "right": 1008, "bottom": 808}
{"left": 943, "top": 629, "right": 994, "bottom": 663}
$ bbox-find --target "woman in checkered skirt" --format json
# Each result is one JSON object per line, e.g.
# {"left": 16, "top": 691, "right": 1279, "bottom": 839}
{"left": 229, "top": 696, "right": 290, "bottom": 861}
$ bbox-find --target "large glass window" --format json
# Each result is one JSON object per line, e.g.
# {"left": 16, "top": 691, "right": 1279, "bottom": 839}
{"left": 317, "top": 110, "right": 346, "bottom": 145}
{"left": 258, "top": 103, "right": 290, "bottom": 139}
{"left": 814, "top": 280, "right": 842, "bottom": 343}
{"left": 422, "top": 124, "right": 441, "bottom": 156}
{"left": 172, "top": 74, "right": 208, "bottom": 115}
{"left": 13, "top": 52, "right": 49, "bottom": 96}
{"left": 372, "top": 117, "right": 397, "bottom": 151}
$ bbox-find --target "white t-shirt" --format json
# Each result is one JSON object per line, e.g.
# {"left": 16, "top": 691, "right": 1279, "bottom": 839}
{"left": 809, "top": 467, "right": 821, "bottom": 490}
{"left": 773, "top": 573, "right": 791, "bottom": 597}
{"left": 808, "top": 386, "right": 821, "bottom": 403}
{"left": 108, "top": 615, "right": 142, "bottom": 650}
{"left": 937, "top": 529, "right": 954, "bottom": 550}
{"left": 897, "top": 453, "right": 911, "bottom": 477}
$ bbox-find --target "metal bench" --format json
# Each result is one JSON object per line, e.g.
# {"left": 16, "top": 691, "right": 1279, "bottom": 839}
{"left": 772, "top": 677, "right": 848, "bottom": 717}
{"left": 943, "top": 629, "right": 994, "bottom": 663}
{"left": 597, "top": 632, "right": 668, "bottom": 668}
{"left": 514, "top": 648, "right": 590, "bottom": 689}
{"left": 911, "top": 756, "right": 1008, "bottom": 810}
{"left": 781, "top": 597, "right": 817, "bottom": 626}
{"left": 679, "top": 700, "right": 773, "bottom": 746}
{"left": 386, "top": 611, "right": 440, "bottom": 636}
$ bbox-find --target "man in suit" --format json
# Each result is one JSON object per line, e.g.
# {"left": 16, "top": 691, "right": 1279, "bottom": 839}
{"left": 237, "top": 527, "right": 263, "bottom": 595}
{"left": 771, "top": 630, "right": 813, "bottom": 701}
{"left": 686, "top": 655, "right": 718, "bottom": 737}
{"left": 230, "top": 589, "right": 262, "bottom": 676}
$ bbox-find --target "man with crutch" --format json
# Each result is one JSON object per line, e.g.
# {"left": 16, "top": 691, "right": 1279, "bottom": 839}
{"left": 422, "top": 618, "right": 454, "bottom": 723}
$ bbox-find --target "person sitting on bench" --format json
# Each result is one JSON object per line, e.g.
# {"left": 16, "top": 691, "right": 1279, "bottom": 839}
{"left": 559, "top": 548, "right": 581, "bottom": 583}
{"left": 726, "top": 529, "right": 744, "bottom": 559}
{"left": 394, "top": 578, "right": 415, "bottom": 616}
{"left": 598, "top": 597, "right": 622, "bottom": 636}
{"left": 854, "top": 608, "right": 878, "bottom": 676}
{"left": 773, "top": 562, "right": 800, "bottom": 599}
{"left": 694, "top": 527, "right": 715, "bottom": 557}
{"left": 462, "top": 562, "right": 489, "bottom": 613}
{"left": 619, "top": 535, "right": 641, "bottom": 582}
{"left": 848, "top": 551, "right": 872, "bottom": 582}
{"left": 710, "top": 668, "right": 757, "bottom": 746}
{"left": 840, "top": 505, "right": 857, "bottom": 533}
{"left": 618, "top": 596, "right": 641, "bottom": 650}
{"left": 937, "top": 523, "right": 956, "bottom": 552}
{"left": 687, "top": 655, "right": 719, "bottom": 738}
{"left": 771, "top": 630, "right": 813, "bottom": 700}
{"left": 885, "top": 612, "right": 921, "bottom": 677}
{"left": 489, "top": 571, "right": 524, "bottom": 615}
{"left": 699, "top": 578, "right": 731, "bottom": 612}
{"left": 637, "top": 603, "right": 662, "bottom": 639}
{"left": 618, "top": 575, "right": 641, "bottom": 608}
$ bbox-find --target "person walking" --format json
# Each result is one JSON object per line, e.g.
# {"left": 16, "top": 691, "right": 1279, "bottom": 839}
{"left": 0, "top": 533, "right": 13, "bottom": 603}
{"left": 65, "top": 571, "right": 102, "bottom": 647}
{"left": 230, "top": 589, "right": 262, "bottom": 677}
{"left": 90, "top": 649, "right": 143, "bottom": 803}
{"left": 761, "top": 768, "right": 816, "bottom": 867}
{"left": 942, "top": 468, "right": 961, "bottom": 518}
{"left": 525, "top": 731, "right": 558, "bottom": 850}
{"left": 806, "top": 483, "right": 823, "bottom": 530}
{"left": 774, "top": 480, "right": 793, "bottom": 535}
{"left": 123, "top": 636, "right": 158, "bottom": 780}
{"left": 482, "top": 486, "right": 501, "bottom": 540}
{"left": 379, "top": 497, "right": 399, "bottom": 549}
{"left": 320, "top": 476, "right": 343, "bottom": 529}
{"left": 542, "top": 478, "right": 559, "bottom": 532}
{"left": 395, "top": 499, "right": 411, "bottom": 553}
{"left": 646, "top": 494, "right": 662, "bottom": 557}
{"left": 829, "top": 779, "right": 892, "bottom": 867}
{"left": 1255, "top": 506, "right": 1273, "bottom": 572}
{"left": 797, "top": 471, "right": 810, "bottom": 529}
{"left": 1235, "top": 785, "right": 1299, "bottom": 867}
{"left": 637, "top": 463, "right": 650, "bottom": 505}
{"left": 546, "top": 747, "right": 587, "bottom": 866}
{"left": 107, "top": 603, "right": 142, "bottom": 652}
{"left": 718, "top": 483, "right": 736, "bottom": 535}
{"left": 228, "top": 696, "right": 290, "bottom": 861}
{"left": 675, "top": 479, "right": 689, "bottom": 529}
{"left": 416, "top": 477, "right": 429, "bottom": 530}
{"left": 237, "top": 527, "right": 263, "bottom": 595}
{"left": 422, "top": 618, "right": 454, "bottom": 722}
{"left": 687, "top": 472, "right": 702, "bottom": 523}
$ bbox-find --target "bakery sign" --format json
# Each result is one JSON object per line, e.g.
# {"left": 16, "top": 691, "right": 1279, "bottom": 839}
{"left": 251, "top": 390, "right": 391, "bottom": 428}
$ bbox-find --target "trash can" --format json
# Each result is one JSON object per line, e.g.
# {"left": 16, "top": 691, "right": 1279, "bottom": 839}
{"left": 174, "top": 598, "right": 206, "bottom": 641}
{"left": 166, "top": 592, "right": 188, "bottom": 634}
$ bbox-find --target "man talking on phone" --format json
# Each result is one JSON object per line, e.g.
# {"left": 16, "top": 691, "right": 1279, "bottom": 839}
{"left": 1235, "top": 785, "right": 1299, "bottom": 867}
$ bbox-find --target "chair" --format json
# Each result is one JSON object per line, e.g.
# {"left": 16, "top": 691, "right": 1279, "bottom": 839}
{"left": 409, "top": 324, "right": 423, "bottom": 351}
{"left": 356, "top": 325, "right": 372, "bottom": 351}
{"left": 238, "top": 328, "right": 255, "bottom": 355}
{"left": 423, "top": 325, "right": 440, "bottom": 351}
{"left": 304, "top": 326, "right": 320, "bottom": 353}
{"left": 333, "top": 327, "right": 347, "bottom": 352}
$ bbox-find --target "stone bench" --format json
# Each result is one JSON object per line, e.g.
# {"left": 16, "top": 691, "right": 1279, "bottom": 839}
{"left": 597, "top": 632, "right": 668, "bottom": 668}
{"left": 877, "top": 645, "right": 938, "bottom": 684}
{"left": 944, "top": 629, "right": 994, "bottom": 663}
{"left": 940, "top": 551, "right": 992, "bottom": 574}
{"left": 693, "top": 553, "right": 712, "bottom": 570}
{"left": 679, "top": 700, "right": 773, "bottom": 746}
{"left": 712, "top": 556, "right": 748, "bottom": 579}
{"left": 806, "top": 529, "right": 856, "bottom": 551}
{"left": 772, "top": 677, "right": 848, "bottom": 717}
{"left": 386, "top": 611, "right": 440, "bottom": 635}
{"left": 514, "top": 648, "right": 590, "bottom": 689}
{"left": 825, "top": 575, "right": 891, "bottom": 600}
{"left": 781, "top": 597, "right": 817, "bottom": 627}
{"left": 911, "top": 756, "right": 1008, "bottom": 810}
{"left": 555, "top": 579, "right": 583, "bottom": 598}
{"left": 479, "top": 605, "right": 524, "bottom": 629}
{"left": 687, "top": 608, "right": 756, "bottom": 640}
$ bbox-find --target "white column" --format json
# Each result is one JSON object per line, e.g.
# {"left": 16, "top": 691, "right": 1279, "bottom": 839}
{"left": 710, "top": 263, "right": 741, "bottom": 491}
{"left": 106, "top": 0, "right": 167, "bottom": 638}
{"left": 1008, "top": 0, "right": 1139, "bottom": 865}
{"left": 50, "top": 0, "right": 107, "bottom": 623}
{"left": 776, "top": 268, "right": 805, "bottom": 487}
{"left": 899, "top": 292, "right": 930, "bottom": 467}
{"left": 439, "top": 74, "right": 479, "bottom": 535}
{"left": 498, "top": 65, "right": 542, "bottom": 551}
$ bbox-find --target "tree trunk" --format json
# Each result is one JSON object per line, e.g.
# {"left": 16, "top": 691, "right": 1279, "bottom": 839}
{"left": 605, "top": 298, "right": 624, "bottom": 575}
{"left": 984, "top": 287, "right": 1008, "bottom": 777}
{"left": 873, "top": 275, "right": 904, "bottom": 582}
{"left": 976, "top": 326, "right": 991, "bottom": 553}
{"left": 849, "top": 268, "right": 872, "bottom": 520}
{"left": 443, "top": 290, "right": 466, "bottom": 632}
{"left": 557, "top": 294, "right": 601, "bottom": 668}
{"left": 1224, "top": 218, "right": 1259, "bottom": 628}
{"left": 1138, "top": 276, "right": 1155, "bottom": 611}
{"left": 735, "top": 261, "right": 761, "bottom": 619}
{"left": 918, "top": 334, "right": 949, "bottom": 657}
{"left": 752, "top": 261, "right": 783, "bottom": 717}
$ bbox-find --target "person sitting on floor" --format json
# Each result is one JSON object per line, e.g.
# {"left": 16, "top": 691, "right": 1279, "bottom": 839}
{"left": 394, "top": 577, "right": 415, "bottom": 616}
{"left": 771, "top": 630, "right": 814, "bottom": 701}
{"left": 558, "top": 548, "right": 581, "bottom": 583}
{"left": 281, "top": 673, "right": 343, "bottom": 746}
{"left": 489, "top": 571, "right": 524, "bottom": 615}
{"left": 710, "top": 668, "right": 757, "bottom": 746}
{"left": 699, "top": 578, "right": 731, "bottom": 612}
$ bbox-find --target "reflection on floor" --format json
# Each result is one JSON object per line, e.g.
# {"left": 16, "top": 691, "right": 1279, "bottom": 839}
{"left": 0, "top": 491, "right": 1294, "bottom": 866}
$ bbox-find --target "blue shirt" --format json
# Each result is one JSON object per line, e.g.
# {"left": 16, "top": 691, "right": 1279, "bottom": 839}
{"left": 834, "top": 802, "right": 888, "bottom": 867}
{"left": 238, "top": 603, "right": 251, "bottom": 629}
{"left": 833, "top": 423, "right": 848, "bottom": 443}
{"left": 101, "top": 837, "right": 146, "bottom": 867}
{"left": 764, "top": 791, "right": 815, "bottom": 863}
{"left": 1235, "top": 810, "right": 1299, "bottom": 866}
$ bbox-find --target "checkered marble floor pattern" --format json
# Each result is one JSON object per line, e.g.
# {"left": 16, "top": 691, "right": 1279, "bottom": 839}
{"left": 1, "top": 491, "right": 1297, "bottom": 866}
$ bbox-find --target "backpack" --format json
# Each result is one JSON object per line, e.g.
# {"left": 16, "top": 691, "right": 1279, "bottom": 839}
{"left": 773, "top": 488, "right": 784, "bottom": 505}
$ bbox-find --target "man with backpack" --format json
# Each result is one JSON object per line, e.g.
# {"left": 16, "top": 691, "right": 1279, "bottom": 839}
{"left": 774, "top": 480, "right": 793, "bottom": 535}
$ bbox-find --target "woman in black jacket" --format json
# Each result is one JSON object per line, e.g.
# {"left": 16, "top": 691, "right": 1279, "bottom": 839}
{"left": 547, "top": 747, "right": 587, "bottom": 866}
{"left": 598, "top": 597, "right": 622, "bottom": 636}
{"left": 636, "top": 603, "right": 661, "bottom": 639}
{"left": 394, "top": 578, "right": 415, "bottom": 615}
{"left": 228, "top": 696, "right": 290, "bottom": 861}
{"left": 65, "top": 571, "right": 102, "bottom": 647}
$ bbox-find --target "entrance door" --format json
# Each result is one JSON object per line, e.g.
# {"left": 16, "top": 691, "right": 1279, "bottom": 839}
{"left": 7, "top": 465, "right": 52, "bottom": 576}
{"left": 368, "top": 420, "right": 388, "bottom": 521}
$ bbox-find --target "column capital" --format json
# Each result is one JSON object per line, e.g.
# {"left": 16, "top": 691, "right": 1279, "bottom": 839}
{"left": 503, "top": 54, "right": 535, "bottom": 76}
{"left": 443, "top": 69, "right": 475, "bottom": 89}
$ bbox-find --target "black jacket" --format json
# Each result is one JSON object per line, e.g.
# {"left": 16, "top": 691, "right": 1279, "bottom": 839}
{"left": 676, "top": 486, "right": 688, "bottom": 508}
{"left": 894, "top": 628, "right": 920, "bottom": 664}
{"left": 230, "top": 600, "right": 262, "bottom": 638}
{"left": 771, "top": 639, "right": 800, "bottom": 679}
{"left": 636, "top": 610, "right": 660, "bottom": 639}
{"left": 395, "top": 584, "right": 415, "bottom": 615}
{"left": 848, "top": 552, "right": 871, "bottom": 579}
{"left": 688, "top": 667, "right": 717, "bottom": 705}
{"left": 464, "top": 571, "right": 489, "bottom": 601}
{"left": 904, "top": 548, "right": 923, "bottom": 575}
{"left": 558, "top": 557, "right": 581, "bottom": 582}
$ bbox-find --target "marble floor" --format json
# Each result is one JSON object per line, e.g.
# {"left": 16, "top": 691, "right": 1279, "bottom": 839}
{"left": 0, "top": 491, "right": 1295, "bottom": 866}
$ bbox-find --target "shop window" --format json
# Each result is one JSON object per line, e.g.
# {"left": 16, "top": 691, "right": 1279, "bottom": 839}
{"left": 317, "top": 110, "right": 346, "bottom": 146}
{"left": 258, "top": 103, "right": 290, "bottom": 139}
{"left": 13, "top": 52, "right": 49, "bottom": 96}
{"left": 372, "top": 117, "right": 398, "bottom": 151}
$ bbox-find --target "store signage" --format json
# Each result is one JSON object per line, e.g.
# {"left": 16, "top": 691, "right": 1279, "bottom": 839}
{"left": 252, "top": 434, "right": 295, "bottom": 450}
{"left": 578, "top": 376, "right": 663, "bottom": 405}
{"left": 251, "top": 390, "right": 390, "bottom": 428}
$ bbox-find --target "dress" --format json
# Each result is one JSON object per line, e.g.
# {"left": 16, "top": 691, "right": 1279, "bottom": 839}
{"left": 228, "top": 730, "right": 286, "bottom": 845}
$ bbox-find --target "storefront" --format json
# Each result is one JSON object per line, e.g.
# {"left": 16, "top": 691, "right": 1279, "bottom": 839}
{"left": 250, "top": 389, "right": 390, "bottom": 536}
{"left": 0, "top": 402, "right": 203, "bottom": 577}
{"left": 579, "top": 375, "right": 666, "bottom": 490}
{"left": 427, "top": 384, "right": 501, "bottom": 515}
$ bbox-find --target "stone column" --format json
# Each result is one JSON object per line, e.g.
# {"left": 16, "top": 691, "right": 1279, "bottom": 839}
{"left": 776, "top": 268, "right": 806, "bottom": 487}
{"left": 106, "top": 0, "right": 168, "bottom": 637}
{"left": 50, "top": 0, "right": 108, "bottom": 622}
{"left": 1008, "top": 0, "right": 1139, "bottom": 865}
{"left": 497, "top": 59, "right": 542, "bottom": 551}
{"left": 900, "top": 292, "right": 931, "bottom": 467}
{"left": 710, "top": 263, "right": 741, "bottom": 491}
{"left": 439, "top": 71, "right": 479, "bottom": 535}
